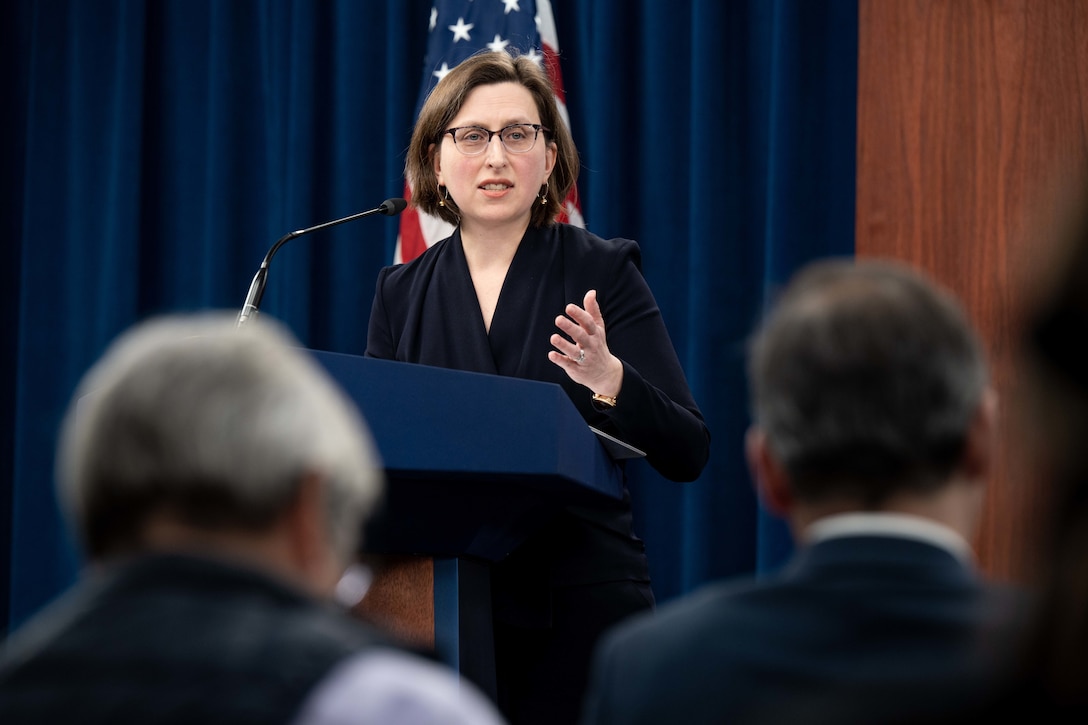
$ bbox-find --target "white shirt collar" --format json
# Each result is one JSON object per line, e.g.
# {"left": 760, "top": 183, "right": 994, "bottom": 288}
{"left": 803, "top": 511, "right": 975, "bottom": 566}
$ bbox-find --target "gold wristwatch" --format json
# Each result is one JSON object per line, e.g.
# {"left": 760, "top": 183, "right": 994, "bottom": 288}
{"left": 591, "top": 392, "right": 618, "bottom": 409}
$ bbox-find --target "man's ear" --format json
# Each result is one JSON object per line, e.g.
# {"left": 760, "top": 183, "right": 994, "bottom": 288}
{"left": 746, "top": 426, "right": 794, "bottom": 517}
{"left": 284, "top": 473, "right": 342, "bottom": 596}
{"left": 960, "top": 386, "right": 999, "bottom": 482}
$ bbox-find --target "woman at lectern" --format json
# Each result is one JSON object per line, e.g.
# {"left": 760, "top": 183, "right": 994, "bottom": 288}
{"left": 365, "top": 50, "right": 709, "bottom": 725}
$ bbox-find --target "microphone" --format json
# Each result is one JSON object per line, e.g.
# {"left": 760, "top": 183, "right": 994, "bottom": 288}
{"left": 236, "top": 198, "right": 407, "bottom": 326}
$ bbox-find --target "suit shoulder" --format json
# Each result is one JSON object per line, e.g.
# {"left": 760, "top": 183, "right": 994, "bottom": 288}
{"left": 605, "top": 578, "right": 762, "bottom": 651}
{"left": 551, "top": 223, "right": 642, "bottom": 270}
{"left": 376, "top": 237, "right": 452, "bottom": 292}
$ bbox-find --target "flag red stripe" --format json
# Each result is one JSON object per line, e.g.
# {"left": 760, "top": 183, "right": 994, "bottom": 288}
{"left": 397, "top": 185, "right": 428, "bottom": 264}
{"left": 542, "top": 46, "right": 567, "bottom": 105}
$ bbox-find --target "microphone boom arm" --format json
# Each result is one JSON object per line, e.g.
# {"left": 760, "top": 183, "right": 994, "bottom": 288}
{"left": 236, "top": 197, "right": 406, "bottom": 327}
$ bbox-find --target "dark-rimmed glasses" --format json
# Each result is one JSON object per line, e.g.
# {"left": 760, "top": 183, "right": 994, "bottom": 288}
{"left": 443, "top": 124, "right": 549, "bottom": 156}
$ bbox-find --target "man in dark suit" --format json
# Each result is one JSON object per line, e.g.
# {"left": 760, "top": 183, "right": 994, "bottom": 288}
{"left": 0, "top": 313, "right": 503, "bottom": 724}
{"left": 581, "top": 259, "right": 1017, "bottom": 725}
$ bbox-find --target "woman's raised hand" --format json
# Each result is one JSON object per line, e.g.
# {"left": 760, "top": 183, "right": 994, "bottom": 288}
{"left": 548, "top": 289, "right": 624, "bottom": 398}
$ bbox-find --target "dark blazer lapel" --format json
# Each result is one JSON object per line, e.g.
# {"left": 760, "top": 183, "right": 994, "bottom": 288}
{"left": 417, "top": 229, "right": 498, "bottom": 375}
{"left": 487, "top": 227, "right": 568, "bottom": 384}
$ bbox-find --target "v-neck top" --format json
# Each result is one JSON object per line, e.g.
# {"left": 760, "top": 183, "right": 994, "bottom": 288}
{"left": 367, "top": 223, "right": 709, "bottom": 594}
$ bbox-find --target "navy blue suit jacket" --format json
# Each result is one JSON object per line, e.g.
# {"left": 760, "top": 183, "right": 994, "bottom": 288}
{"left": 582, "top": 535, "right": 1019, "bottom": 725}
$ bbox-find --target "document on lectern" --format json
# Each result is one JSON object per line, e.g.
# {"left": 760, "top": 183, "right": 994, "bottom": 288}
{"left": 589, "top": 426, "right": 647, "bottom": 460}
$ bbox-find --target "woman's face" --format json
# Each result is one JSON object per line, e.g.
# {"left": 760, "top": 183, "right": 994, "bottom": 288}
{"left": 432, "top": 81, "right": 556, "bottom": 237}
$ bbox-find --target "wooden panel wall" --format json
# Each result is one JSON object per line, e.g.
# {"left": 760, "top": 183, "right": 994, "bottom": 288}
{"left": 856, "top": 0, "right": 1088, "bottom": 581}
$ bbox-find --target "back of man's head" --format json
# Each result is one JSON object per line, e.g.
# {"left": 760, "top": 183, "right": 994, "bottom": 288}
{"left": 56, "top": 313, "right": 382, "bottom": 567}
{"left": 748, "top": 259, "right": 989, "bottom": 507}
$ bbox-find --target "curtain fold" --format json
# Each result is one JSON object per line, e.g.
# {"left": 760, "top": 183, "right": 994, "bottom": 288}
{"left": 0, "top": 0, "right": 32, "bottom": 636}
{"left": 3, "top": 0, "right": 856, "bottom": 630}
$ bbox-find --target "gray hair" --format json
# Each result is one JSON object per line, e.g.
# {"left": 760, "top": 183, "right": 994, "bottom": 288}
{"left": 57, "top": 313, "right": 382, "bottom": 561}
{"left": 748, "top": 259, "right": 988, "bottom": 504}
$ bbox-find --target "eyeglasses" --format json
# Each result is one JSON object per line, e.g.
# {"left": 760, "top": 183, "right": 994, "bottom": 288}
{"left": 443, "top": 124, "right": 550, "bottom": 156}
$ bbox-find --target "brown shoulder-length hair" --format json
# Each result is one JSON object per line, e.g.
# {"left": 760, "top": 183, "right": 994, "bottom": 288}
{"left": 405, "top": 50, "right": 580, "bottom": 228}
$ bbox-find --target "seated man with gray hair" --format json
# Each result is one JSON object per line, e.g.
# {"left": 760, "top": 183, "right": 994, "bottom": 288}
{"left": 0, "top": 314, "right": 503, "bottom": 724}
{"left": 582, "top": 259, "right": 1020, "bottom": 725}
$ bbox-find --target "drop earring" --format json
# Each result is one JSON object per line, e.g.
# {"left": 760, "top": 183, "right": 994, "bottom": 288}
{"left": 538, "top": 182, "right": 549, "bottom": 206}
{"left": 438, "top": 186, "right": 449, "bottom": 207}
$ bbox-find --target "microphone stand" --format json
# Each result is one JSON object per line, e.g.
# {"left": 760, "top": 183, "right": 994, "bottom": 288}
{"left": 236, "top": 198, "right": 406, "bottom": 327}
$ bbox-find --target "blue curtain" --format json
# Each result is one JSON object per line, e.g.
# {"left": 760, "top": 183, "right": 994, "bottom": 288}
{"left": 2, "top": 0, "right": 856, "bottom": 632}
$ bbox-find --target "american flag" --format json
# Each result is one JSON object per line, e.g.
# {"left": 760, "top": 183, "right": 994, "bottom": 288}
{"left": 395, "top": 0, "right": 585, "bottom": 264}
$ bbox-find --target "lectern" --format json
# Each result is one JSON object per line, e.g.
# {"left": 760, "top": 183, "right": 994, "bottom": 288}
{"left": 310, "top": 350, "right": 625, "bottom": 697}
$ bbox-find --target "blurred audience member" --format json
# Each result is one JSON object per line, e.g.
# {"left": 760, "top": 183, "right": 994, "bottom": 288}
{"left": 581, "top": 260, "right": 1020, "bottom": 725}
{"left": 958, "top": 178, "right": 1088, "bottom": 720}
{"left": 0, "top": 314, "right": 504, "bottom": 724}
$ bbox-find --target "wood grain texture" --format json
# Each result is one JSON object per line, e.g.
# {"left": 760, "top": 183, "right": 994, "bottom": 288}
{"left": 351, "top": 555, "right": 435, "bottom": 648}
{"left": 857, "top": 0, "right": 1088, "bottom": 581}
